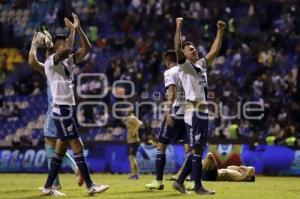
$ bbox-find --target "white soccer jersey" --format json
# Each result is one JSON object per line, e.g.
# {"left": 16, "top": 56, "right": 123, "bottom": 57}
{"left": 164, "top": 65, "right": 185, "bottom": 116}
{"left": 178, "top": 58, "right": 208, "bottom": 105}
{"left": 44, "top": 54, "right": 77, "bottom": 106}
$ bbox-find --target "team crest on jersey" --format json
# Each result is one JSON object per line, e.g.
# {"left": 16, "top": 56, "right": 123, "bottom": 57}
{"left": 195, "top": 134, "right": 201, "bottom": 142}
{"left": 67, "top": 124, "right": 73, "bottom": 132}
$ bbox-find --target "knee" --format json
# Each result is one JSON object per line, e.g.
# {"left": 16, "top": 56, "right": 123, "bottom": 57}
{"left": 56, "top": 142, "right": 68, "bottom": 154}
{"left": 71, "top": 139, "right": 84, "bottom": 153}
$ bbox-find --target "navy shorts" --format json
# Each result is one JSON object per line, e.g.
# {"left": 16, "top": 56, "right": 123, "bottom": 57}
{"left": 52, "top": 105, "right": 80, "bottom": 141}
{"left": 158, "top": 116, "right": 188, "bottom": 145}
{"left": 127, "top": 142, "right": 140, "bottom": 156}
{"left": 185, "top": 111, "right": 208, "bottom": 150}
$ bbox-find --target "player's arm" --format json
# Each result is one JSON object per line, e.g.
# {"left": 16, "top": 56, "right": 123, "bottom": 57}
{"left": 166, "top": 85, "right": 176, "bottom": 127}
{"left": 174, "top": 17, "right": 185, "bottom": 64}
{"left": 64, "top": 17, "right": 75, "bottom": 50}
{"left": 132, "top": 116, "right": 143, "bottom": 135}
{"left": 72, "top": 13, "right": 92, "bottom": 64}
{"left": 28, "top": 32, "right": 44, "bottom": 74}
{"left": 53, "top": 18, "right": 76, "bottom": 65}
{"left": 205, "top": 20, "right": 226, "bottom": 66}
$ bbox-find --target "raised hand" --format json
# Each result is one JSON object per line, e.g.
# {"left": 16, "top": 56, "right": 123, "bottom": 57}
{"left": 217, "top": 20, "right": 226, "bottom": 31}
{"left": 64, "top": 17, "right": 74, "bottom": 31}
{"left": 176, "top": 17, "right": 183, "bottom": 27}
{"left": 72, "top": 12, "right": 80, "bottom": 29}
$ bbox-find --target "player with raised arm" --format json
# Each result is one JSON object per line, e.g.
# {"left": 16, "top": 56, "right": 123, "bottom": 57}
{"left": 28, "top": 18, "right": 84, "bottom": 192}
{"left": 172, "top": 17, "right": 226, "bottom": 195}
{"left": 39, "top": 13, "right": 109, "bottom": 196}
{"left": 145, "top": 49, "right": 190, "bottom": 190}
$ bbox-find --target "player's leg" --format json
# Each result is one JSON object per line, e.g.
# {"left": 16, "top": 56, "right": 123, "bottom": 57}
{"left": 42, "top": 105, "right": 78, "bottom": 196}
{"left": 42, "top": 139, "right": 69, "bottom": 196}
{"left": 44, "top": 137, "right": 62, "bottom": 189}
{"left": 128, "top": 143, "right": 140, "bottom": 179}
{"left": 45, "top": 111, "right": 83, "bottom": 187}
{"left": 62, "top": 150, "right": 85, "bottom": 186}
{"left": 145, "top": 142, "right": 166, "bottom": 190}
{"left": 186, "top": 152, "right": 217, "bottom": 191}
{"left": 69, "top": 138, "right": 93, "bottom": 188}
{"left": 190, "top": 111, "right": 215, "bottom": 195}
{"left": 173, "top": 111, "right": 194, "bottom": 194}
{"left": 170, "top": 143, "right": 191, "bottom": 180}
{"left": 146, "top": 117, "right": 170, "bottom": 189}
{"left": 70, "top": 138, "right": 109, "bottom": 195}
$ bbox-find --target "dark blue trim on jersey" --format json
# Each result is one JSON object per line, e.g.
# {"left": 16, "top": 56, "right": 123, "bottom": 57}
{"left": 204, "top": 86, "right": 208, "bottom": 101}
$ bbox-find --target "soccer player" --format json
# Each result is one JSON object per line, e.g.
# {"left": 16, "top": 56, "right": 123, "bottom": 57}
{"left": 29, "top": 21, "right": 84, "bottom": 191}
{"left": 172, "top": 17, "right": 226, "bottom": 195}
{"left": 202, "top": 153, "right": 255, "bottom": 182}
{"left": 124, "top": 108, "right": 143, "bottom": 179}
{"left": 170, "top": 152, "right": 255, "bottom": 189}
{"left": 145, "top": 49, "right": 190, "bottom": 190}
{"left": 39, "top": 13, "right": 109, "bottom": 196}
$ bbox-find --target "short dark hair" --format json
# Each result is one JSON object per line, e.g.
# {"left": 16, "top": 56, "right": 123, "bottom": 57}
{"left": 163, "top": 49, "right": 177, "bottom": 63}
{"left": 182, "top": 41, "right": 195, "bottom": 49}
{"left": 53, "top": 34, "right": 67, "bottom": 44}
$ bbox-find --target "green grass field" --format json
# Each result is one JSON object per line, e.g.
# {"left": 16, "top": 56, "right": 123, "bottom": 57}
{"left": 0, "top": 174, "right": 299, "bottom": 199}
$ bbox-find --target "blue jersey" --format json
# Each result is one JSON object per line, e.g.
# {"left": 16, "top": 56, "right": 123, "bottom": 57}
{"left": 43, "top": 82, "right": 57, "bottom": 137}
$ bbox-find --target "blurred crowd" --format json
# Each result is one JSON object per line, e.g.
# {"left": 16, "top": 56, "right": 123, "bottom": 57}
{"left": 0, "top": 0, "right": 299, "bottom": 146}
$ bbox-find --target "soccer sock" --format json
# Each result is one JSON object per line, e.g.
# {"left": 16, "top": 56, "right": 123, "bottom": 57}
{"left": 45, "top": 145, "right": 60, "bottom": 186}
{"left": 74, "top": 151, "right": 93, "bottom": 188}
{"left": 177, "top": 152, "right": 192, "bottom": 185}
{"left": 155, "top": 149, "right": 166, "bottom": 181}
{"left": 192, "top": 154, "right": 203, "bottom": 191}
{"left": 63, "top": 152, "right": 78, "bottom": 172}
{"left": 44, "top": 152, "right": 63, "bottom": 188}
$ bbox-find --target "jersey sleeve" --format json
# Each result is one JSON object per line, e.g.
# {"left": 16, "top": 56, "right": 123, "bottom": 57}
{"left": 46, "top": 54, "right": 63, "bottom": 71}
{"left": 45, "top": 54, "right": 57, "bottom": 69}
{"left": 164, "top": 70, "right": 176, "bottom": 88}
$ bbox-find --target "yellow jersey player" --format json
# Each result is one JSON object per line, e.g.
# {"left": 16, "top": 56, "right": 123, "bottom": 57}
{"left": 124, "top": 109, "right": 143, "bottom": 179}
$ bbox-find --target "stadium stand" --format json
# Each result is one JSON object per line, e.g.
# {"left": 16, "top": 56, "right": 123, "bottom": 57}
{"left": 0, "top": 0, "right": 299, "bottom": 147}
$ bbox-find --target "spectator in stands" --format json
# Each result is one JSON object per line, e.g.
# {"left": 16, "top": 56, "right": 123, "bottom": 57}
{"left": 0, "top": 0, "right": 299, "bottom": 145}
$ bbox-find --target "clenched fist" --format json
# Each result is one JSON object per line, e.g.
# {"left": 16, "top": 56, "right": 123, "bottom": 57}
{"left": 217, "top": 20, "right": 226, "bottom": 31}
{"left": 176, "top": 17, "right": 183, "bottom": 27}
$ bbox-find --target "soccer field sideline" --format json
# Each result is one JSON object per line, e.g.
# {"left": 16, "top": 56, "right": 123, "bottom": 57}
{"left": 0, "top": 174, "right": 299, "bottom": 199}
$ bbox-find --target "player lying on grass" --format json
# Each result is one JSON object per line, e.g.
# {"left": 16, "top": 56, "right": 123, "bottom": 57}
{"left": 30, "top": 13, "right": 109, "bottom": 196}
{"left": 170, "top": 152, "right": 255, "bottom": 189}
{"left": 29, "top": 20, "right": 84, "bottom": 191}
{"left": 172, "top": 17, "right": 225, "bottom": 195}
{"left": 145, "top": 49, "right": 190, "bottom": 190}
